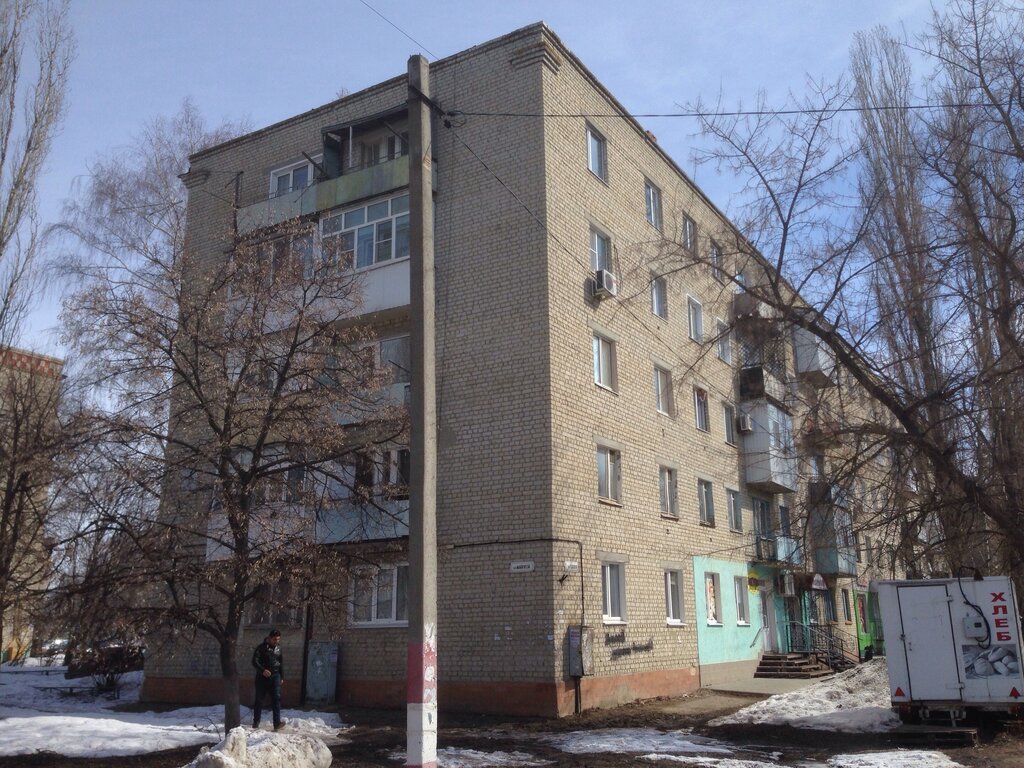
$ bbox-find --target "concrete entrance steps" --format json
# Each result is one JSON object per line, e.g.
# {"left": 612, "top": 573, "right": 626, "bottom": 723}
{"left": 754, "top": 652, "right": 833, "bottom": 679}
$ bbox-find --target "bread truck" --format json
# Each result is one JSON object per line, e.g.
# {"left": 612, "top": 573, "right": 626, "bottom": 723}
{"left": 877, "top": 576, "right": 1023, "bottom": 724}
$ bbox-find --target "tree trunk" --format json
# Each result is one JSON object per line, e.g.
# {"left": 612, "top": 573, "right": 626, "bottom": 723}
{"left": 219, "top": 636, "right": 241, "bottom": 731}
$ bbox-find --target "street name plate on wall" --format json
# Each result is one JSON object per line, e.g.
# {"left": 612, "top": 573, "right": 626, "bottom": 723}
{"left": 510, "top": 560, "right": 535, "bottom": 573}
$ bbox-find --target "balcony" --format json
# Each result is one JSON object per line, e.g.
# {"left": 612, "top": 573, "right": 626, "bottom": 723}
{"left": 741, "top": 401, "right": 798, "bottom": 493}
{"left": 753, "top": 533, "right": 804, "bottom": 566}
{"left": 808, "top": 481, "right": 849, "bottom": 508}
{"left": 316, "top": 497, "right": 409, "bottom": 544}
{"left": 814, "top": 544, "right": 858, "bottom": 576}
{"left": 237, "top": 155, "right": 437, "bottom": 236}
{"left": 739, "top": 365, "right": 788, "bottom": 403}
{"left": 733, "top": 291, "right": 778, "bottom": 323}
{"left": 793, "top": 327, "right": 836, "bottom": 388}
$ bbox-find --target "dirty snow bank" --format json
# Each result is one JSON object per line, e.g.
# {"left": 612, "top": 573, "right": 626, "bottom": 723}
{"left": 709, "top": 658, "right": 900, "bottom": 732}
{"left": 541, "top": 728, "right": 732, "bottom": 755}
{"left": 390, "top": 747, "right": 552, "bottom": 767}
{"left": 183, "top": 727, "right": 331, "bottom": 768}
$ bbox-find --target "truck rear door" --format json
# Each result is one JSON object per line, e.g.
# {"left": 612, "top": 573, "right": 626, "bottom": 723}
{"left": 897, "top": 583, "right": 962, "bottom": 701}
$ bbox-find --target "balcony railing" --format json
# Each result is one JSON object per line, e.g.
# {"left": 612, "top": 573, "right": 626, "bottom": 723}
{"left": 237, "top": 155, "right": 437, "bottom": 236}
{"left": 814, "top": 544, "right": 858, "bottom": 576}
{"left": 793, "top": 327, "right": 836, "bottom": 388}
{"left": 754, "top": 533, "right": 804, "bottom": 566}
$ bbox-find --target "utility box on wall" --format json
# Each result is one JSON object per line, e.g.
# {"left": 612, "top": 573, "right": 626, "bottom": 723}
{"left": 568, "top": 625, "right": 593, "bottom": 677}
{"left": 305, "top": 641, "right": 339, "bottom": 703}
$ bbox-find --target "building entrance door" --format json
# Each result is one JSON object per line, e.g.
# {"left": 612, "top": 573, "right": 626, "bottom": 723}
{"left": 759, "top": 589, "right": 778, "bottom": 652}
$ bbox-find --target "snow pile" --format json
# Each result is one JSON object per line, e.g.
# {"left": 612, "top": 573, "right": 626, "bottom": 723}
{"left": 390, "top": 748, "right": 551, "bottom": 767}
{"left": 828, "top": 751, "right": 965, "bottom": 768}
{"left": 541, "top": 728, "right": 732, "bottom": 755}
{"left": 184, "top": 727, "right": 332, "bottom": 768}
{"left": 709, "top": 658, "right": 900, "bottom": 732}
{"left": 0, "top": 665, "right": 345, "bottom": 757}
{"left": 640, "top": 757, "right": 779, "bottom": 767}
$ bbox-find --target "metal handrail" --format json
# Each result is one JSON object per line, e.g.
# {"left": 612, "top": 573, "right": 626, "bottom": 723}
{"left": 786, "top": 621, "right": 858, "bottom": 671}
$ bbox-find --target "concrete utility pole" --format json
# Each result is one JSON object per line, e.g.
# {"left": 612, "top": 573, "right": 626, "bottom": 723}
{"left": 406, "top": 54, "right": 438, "bottom": 768}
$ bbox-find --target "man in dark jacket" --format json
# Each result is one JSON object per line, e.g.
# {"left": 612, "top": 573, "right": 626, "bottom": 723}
{"left": 252, "top": 629, "right": 284, "bottom": 730}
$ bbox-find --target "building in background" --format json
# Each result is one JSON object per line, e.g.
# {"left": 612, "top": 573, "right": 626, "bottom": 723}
{"left": 145, "top": 23, "right": 916, "bottom": 715}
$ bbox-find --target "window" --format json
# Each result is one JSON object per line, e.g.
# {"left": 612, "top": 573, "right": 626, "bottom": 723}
{"left": 728, "top": 488, "right": 742, "bottom": 532}
{"left": 681, "top": 214, "right": 696, "bottom": 252}
{"left": 601, "top": 562, "right": 626, "bottom": 622}
{"left": 779, "top": 504, "right": 792, "bottom": 537}
{"left": 597, "top": 446, "right": 621, "bottom": 502}
{"left": 723, "top": 403, "right": 737, "bottom": 445}
{"left": 841, "top": 588, "right": 852, "bottom": 623}
{"left": 250, "top": 582, "right": 302, "bottom": 627}
{"left": 322, "top": 193, "right": 410, "bottom": 270}
{"left": 716, "top": 320, "right": 732, "bottom": 363}
{"left": 705, "top": 572, "right": 721, "bottom": 624}
{"left": 665, "top": 570, "right": 685, "bottom": 624}
{"left": 644, "top": 179, "right": 662, "bottom": 230}
{"left": 698, "top": 478, "right": 715, "bottom": 525}
{"left": 592, "top": 334, "right": 616, "bottom": 390}
{"left": 659, "top": 465, "right": 678, "bottom": 517}
{"left": 654, "top": 366, "right": 674, "bottom": 415}
{"left": 351, "top": 564, "right": 409, "bottom": 625}
{"left": 380, "top": 336, "right": 411, "bottom": 385}
{"left": 270, "top": 161, "right": 312, "bottom": 197}
{"left": 710, "top": 240, "right": 726, "bottom": 282}
{"left": 590, "top": 227, "right": 612, "bottom": 272}
{"left": 687, "top": 297, "right": 704, "bottom": 342}
{"left": 767, "top": 403, "right": 795, "bottom": 463}
{"left": 855, "top": 532, "right": 863, "bottom": 563}
{"left": 734, "top": 576, "right": 750, "bottom": 624}
{"left": 380, "top": 447, "right": 410, "bottom": 500}
{"left": 694, "top": 387, "right": 710, "bottom": 431}
{"left": 753, "top": 497, "right": 772, "bottom": 535}
{"left": 586, "top": 124, "right": 608, "bottom": 181}
{"left": 651, "top": 275, "right": 668, "bottom": 319}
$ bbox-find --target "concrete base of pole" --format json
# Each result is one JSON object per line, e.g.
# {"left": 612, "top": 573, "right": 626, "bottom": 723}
{"left": 406, "top": 702, "right": 438, "bottom": 768}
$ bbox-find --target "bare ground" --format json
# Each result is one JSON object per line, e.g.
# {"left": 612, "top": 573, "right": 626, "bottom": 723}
{"left": 1, "top": 689, "right": 1021, "bottom": 768}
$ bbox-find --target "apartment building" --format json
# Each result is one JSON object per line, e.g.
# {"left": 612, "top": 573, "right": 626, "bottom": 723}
{"left": 143, "top": 23, "right": 896, "bottom": 716}
{"left": 0, "top": 348, "right": 63, "bottom": 662}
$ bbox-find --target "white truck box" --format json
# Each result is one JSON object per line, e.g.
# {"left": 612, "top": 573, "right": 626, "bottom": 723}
{"left": 877, "top": 576, "right": 1023, "bottom": 722}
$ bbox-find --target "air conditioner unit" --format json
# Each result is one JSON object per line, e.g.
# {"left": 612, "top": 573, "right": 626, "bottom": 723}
{"left": 737, "top": 413, "right": 754, "bottom": 433}
{"left": 778, "top": 572, "right": 796, "bottom": 596}
{"left": 593, "top": 269, "right": 618, "bottom": 299}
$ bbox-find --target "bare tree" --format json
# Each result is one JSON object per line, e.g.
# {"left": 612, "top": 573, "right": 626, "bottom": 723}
{"left": 59, "top": 103, "right": 408, "bottom": 729}
{"left": 674, "top": 0, "right": 1024, "bottom": 581}
{"left": 0, "top": 0, "right": 72, "bottom": 346}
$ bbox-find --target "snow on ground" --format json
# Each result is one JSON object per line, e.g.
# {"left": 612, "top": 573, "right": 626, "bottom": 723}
{"left": 0, "top": 663, "right": 345, "bottom": 758}
{"left": 540, "top": 728, "right": 733, "bottom": 755}
{"left": 826, "top": 751, "right": 965, "bottom": 768}
{"left": 709, "top": 658, "right": 900, "bottom": 732}
{"left": 640, "top": 756, "right": 781, "bottom": 767}
{"left": 389, "top": 747, "right": 552, "bottom": 767}
{"left": 183, "top": 726, "right": 332, "bottom": 768}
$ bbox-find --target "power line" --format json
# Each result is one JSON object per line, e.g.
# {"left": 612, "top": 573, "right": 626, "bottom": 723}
{"left": 357, "top": 0, "right": 438, "bottom": 60}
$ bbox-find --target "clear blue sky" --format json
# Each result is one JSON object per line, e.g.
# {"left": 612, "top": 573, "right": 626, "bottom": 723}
{"left": 28, "top": 0, "right": 934, "bottom": 356}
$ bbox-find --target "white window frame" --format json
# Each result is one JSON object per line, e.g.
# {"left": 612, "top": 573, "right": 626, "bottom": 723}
{"left": 681, "top": 213, "right": 697, "bottom": 253}
{"left": 728, "top": 488, "right": 742, "bottom": 532}
{"left": 651, "top": 274, "right": 668, "bottom": 319}
{"left": 593, "top": 333, "right": 616, "bottom": 390}
{"left": 321, "top": 193, "right": 410, "bottom": 271}
{"left": 694, "top": 386, "right": 710, "bottom": 432}
{"left": 705, "top": 572, "right": 722, "bottom": 624}
{"left": 597, "top": 445, "right": 622, "bottom": 503}
{"left": 716, "top": 319, "right": 732, "bottom": 363}
{"left": 269, "top": 159, "right": 315, "bottom": 198}
{"left": 586, "top": 124, "right": 608, "bottom": 181}
{"left": 590, "top": 227, "right": 612, "bottom": 272}
{"left": 734, "top": 576, "right": 750, "bottom": 625}
{"left": 350, "top": 563, "right": 409, "bottom": 626}
{"left": 601, "top": 561, "right": 627, "bottom": 623}
{"left": 665, "top": 570, "right": 685, "bottom": 625}
{"left": 841, "top": 588, "right": 852, "bottom": 623}
{"left": 654, "top": 365, "right": 674, "bottom": 415}
{"left": 644, "top": 179, "right": 662, "bottom": 230}
{"left": 687, "top": 296, "right": 704, "bottom": 342}
{"left": 723, "top": 402, "right": 737, "bottom": 445}
{"left": 698, "top": 478, "right": 715, "bottom": 526}
{"left": 659, "top": 465, "right": 678, "bottom": 518}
